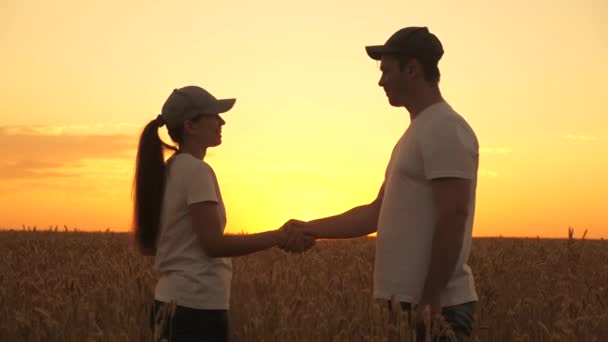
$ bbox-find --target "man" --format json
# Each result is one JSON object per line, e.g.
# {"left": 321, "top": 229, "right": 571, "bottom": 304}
{"left": 284, "top": 27, "right": 479, "bottom": 341}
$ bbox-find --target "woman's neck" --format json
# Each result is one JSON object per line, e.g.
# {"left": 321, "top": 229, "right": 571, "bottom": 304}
{"left": 179, "top": 141, "right": 206, "bottom": 160}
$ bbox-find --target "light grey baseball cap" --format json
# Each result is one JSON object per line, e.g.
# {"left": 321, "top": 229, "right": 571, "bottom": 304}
{"left": 160, "top": 86, "right": 236, "bottom": 128}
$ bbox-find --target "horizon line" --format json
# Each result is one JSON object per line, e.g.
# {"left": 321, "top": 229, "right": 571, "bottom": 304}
{"left": 0, "top": 227, "right": 604, "bottom": 241}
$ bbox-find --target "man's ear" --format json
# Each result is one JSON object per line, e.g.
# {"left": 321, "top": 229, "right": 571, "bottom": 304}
{"left": 399, "top": 58, "right": 415, "bottom": 77}
{"left": 405, "top": 61, "right": 414, "bottom": 75}
{"left": 406, "top": 59, "right": 423, "bottom": 78}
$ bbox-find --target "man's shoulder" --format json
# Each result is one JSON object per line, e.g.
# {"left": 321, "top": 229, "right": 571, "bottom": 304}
{"left": 423, "top": 104, "right": 475, "bottom": 135}
{"left": 412, "top": 105, "right": 479, "bottom": 154}
{"left": 425, "top": 102, "right": 461, "bottom": 122}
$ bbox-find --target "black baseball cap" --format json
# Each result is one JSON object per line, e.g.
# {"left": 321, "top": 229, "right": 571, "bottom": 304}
{"left": 365, "top": 27, "right": 444, "bottom": 63}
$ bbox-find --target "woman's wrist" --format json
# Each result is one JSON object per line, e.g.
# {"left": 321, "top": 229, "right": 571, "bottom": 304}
{"left": 270, "top": 229, "right": 285, "bottom": 247}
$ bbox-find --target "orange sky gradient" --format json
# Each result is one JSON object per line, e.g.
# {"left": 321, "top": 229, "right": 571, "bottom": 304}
{"left": 1, "top": 0, "right": 607, "bottom": 238}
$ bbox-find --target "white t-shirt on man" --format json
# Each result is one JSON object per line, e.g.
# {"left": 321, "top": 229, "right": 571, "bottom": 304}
{"left": 374, "top": 101, "right": 479, "bottom": 307}
{"left": 154, "top": 153, "right": 232, "bottom": 310}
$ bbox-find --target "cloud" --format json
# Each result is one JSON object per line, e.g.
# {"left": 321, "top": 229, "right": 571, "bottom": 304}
{"left": 564, "top": 134, "right": 607, "bottom": 141}
{"left": 1, "top": 125, "right": 137, "bottom": 160}
{"left": 0, "top": 125, "right": 137, "bottom": 180}
{"left": 1, "top": 123, "right": 140, "bottom": 136}
{"left": 0, "top": 160, "right": 78, "bottom": 179}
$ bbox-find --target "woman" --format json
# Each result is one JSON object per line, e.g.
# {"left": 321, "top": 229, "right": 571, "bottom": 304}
{"left": 132, "top": 85, "right": 313, "bottom": 341}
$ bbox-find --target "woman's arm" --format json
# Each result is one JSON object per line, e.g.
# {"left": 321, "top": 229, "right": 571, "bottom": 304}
{"left": 189, "top": 201, "right": 313, "bottom": 257}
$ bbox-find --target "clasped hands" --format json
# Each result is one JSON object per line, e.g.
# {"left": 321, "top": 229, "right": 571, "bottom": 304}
{"left": 276, "top": 219, "right": 316, "bottom": 253}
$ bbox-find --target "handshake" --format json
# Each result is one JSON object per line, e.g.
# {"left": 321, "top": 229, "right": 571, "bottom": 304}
{"left": 276, "top": 219, "right": 316, "bottom": 253}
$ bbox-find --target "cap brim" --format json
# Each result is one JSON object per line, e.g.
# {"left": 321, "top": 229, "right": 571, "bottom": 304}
{"left": 208, "top": 98, "right": 236, "bottom": 114}
{"left": 365, "top": 45, "right": 389, "bottom": 60}
{"left": 365, "top": 45, "right": 402, "bottom": 60}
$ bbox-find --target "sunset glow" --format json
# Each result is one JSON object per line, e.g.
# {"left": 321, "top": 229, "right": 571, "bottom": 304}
{"left": 1, "top": 0, "right": 607, "bottom": 238}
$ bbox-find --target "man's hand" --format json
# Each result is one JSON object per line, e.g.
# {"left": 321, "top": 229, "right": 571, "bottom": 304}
{"left": 414, "top": 295, "right": 442, "bottom": 337}
{"left": 278, "top": 219, "right": 316, "bottom": 253}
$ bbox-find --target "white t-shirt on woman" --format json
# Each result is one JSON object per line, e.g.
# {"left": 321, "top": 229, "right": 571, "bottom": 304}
{"left": 154, "top": 153, "right": 232, "bottom": 310}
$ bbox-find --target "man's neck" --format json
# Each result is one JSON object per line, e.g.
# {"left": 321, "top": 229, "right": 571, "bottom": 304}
{"left": 405, "top": 86, "right": 444, "bottom": 120}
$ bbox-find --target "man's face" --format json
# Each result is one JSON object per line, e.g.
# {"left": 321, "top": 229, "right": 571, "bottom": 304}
{"left": 378, "top": 55, "right": 411, "bottom": 107}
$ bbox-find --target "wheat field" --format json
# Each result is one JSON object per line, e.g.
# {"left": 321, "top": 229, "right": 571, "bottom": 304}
{"left": 1, "top": 228, "right": 607, "bottom": 341}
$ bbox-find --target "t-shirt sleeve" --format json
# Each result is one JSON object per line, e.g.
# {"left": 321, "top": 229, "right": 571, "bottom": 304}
{"left": 419, "top": 117, "right": 479, "bottom": 180}
{"left": 184, "top": 161, "right": 219, "bottom": 205}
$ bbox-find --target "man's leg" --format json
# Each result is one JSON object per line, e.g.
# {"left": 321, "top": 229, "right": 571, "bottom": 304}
{"left": 388, "top": 301, "right": 476, "bottom": 342}
{"left": 441, "top": 301, "right": 476, "bottom": 342}
{"left": 387, "top": 302, "right": 425, "bottom": 342}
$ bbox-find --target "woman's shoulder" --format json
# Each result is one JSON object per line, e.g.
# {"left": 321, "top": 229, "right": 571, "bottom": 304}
{"left": 169, "top": 154, "right": 213, "bottom": 175}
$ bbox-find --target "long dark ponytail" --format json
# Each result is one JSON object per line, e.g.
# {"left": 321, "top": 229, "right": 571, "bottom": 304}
{"left": 132, "top": 117, "right": 177, "bottom": 255}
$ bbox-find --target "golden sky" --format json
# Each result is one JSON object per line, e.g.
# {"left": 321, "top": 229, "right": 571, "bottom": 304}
{"left": 1, "top": 0, "right": 607, "bottom": 238}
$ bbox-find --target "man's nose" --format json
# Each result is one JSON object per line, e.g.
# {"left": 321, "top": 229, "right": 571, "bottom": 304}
{"left": 378, "top": 74, "right": 386, "bottom": 87}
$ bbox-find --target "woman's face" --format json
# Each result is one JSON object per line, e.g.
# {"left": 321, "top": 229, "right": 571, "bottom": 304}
{"left": 185, "top": 114, "right": 226, "bottom": 148}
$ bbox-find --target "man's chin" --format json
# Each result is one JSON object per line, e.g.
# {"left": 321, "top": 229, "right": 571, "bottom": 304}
{"left": 387, "top": 97, "right": 402, "bottom": 107}
{"left": 208, "top": 139, "right": 222, "bottom": 147}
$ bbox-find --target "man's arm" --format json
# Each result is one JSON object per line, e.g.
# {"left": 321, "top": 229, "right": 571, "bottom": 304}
{"left": 293, "top": 184, "right": 385, "bottom": 239}
{"left": 419, "top": 177, "right": 472, "bottom": 309}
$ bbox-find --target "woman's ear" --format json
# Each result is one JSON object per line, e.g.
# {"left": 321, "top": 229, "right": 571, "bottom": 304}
{"left": 183, "top": 119, "right": 197, "bottom": 134}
